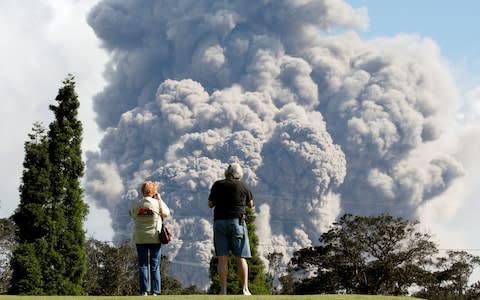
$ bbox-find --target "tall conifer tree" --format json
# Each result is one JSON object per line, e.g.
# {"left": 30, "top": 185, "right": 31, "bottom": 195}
{"left": 10, "top": 75, "right": 88, "bottom": 295}
{"left": 10, "top": 122, "right": 52, "bottom": 294}
{"left": 47, "top": 74, "right": 88, "bottom": 294}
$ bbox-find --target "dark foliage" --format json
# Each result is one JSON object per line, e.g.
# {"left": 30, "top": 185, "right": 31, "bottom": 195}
{"left": 266, "top": 251, "right": 284, "bottom": 294}
{"left": 83, "top": 239, "right": 138, "bottom": 295}
{"left": 413, "top": 251, "right": 480, "bottom": 299}
{"left": 285, "top": 214, "right": 480, "bottom": 299}
{"left": 83, "top": 238, "right": 197, "bottom": 295}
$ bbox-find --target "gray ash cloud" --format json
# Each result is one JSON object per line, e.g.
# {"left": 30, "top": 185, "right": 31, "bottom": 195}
{"left": 85, "top": 0, "right": 463, "bottom": 288}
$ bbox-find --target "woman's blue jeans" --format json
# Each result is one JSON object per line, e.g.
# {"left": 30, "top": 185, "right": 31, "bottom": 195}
{"left": 136, "top": 243, "right": 162, "bottom": 294}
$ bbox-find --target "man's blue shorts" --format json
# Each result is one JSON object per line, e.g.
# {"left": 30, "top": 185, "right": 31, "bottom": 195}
{"left": 213, "top": 218, "right": 251, "bottom": 258}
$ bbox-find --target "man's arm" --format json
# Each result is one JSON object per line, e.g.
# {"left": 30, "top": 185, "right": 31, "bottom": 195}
{"left": 246, "top": 187, "right": 254, "bottom": 209}
{"left": 208, "top": 182, "right": 217, "bottom": 208}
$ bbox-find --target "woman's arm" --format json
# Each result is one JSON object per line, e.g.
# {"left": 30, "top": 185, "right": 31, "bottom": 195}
{"left": 159, "top": 199, "right": 170, "bottom": 218}
{"left": 154, "top": 193, "right": 170, "bottom": 218}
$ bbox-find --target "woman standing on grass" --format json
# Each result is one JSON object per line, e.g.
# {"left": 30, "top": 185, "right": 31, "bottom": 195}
{"left": 129, "top": 181, "right": 170, "bottom": 296}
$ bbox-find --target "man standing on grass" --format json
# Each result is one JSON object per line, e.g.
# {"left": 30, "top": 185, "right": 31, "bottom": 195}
{"left": 208, "top": 163, "right": 254, "bottom": 295}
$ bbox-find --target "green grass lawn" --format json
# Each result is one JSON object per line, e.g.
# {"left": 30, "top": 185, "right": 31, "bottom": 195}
{"left": 0, "top": 295, "right": 424, "bottom": 300}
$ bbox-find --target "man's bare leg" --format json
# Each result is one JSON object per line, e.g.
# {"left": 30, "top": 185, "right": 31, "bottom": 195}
{"left": 236, "top": 257, "right": 251, "bottom": 295}
{"left": 217, "top": 256, "right": 228, "bottom": 294}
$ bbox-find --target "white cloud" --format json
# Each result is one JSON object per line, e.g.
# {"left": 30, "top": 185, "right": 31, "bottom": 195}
{"left": 0, "top": 0, "right": 109, "bottom": 238}
{"left": 418, "top": 86, "right": 480, "bottom": 277}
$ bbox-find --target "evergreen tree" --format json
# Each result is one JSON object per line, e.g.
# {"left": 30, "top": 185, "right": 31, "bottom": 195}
{"left": 245, "top": 207, "right": 269, "bottom": 294}
{"left": 10, "top": 122, "right": 54, "bottom": 294}
{"left": 208, "top": 207, "right": 269, "bottom": 295}
{"left": 47, "top": 74, "right": 88, "bottom": 294}
{"left": 10, "top": 75, "right": 88, "bottom": 295}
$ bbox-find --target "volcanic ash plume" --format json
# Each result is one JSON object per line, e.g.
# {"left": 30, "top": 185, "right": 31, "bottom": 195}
{"left": 85, "top": 0, "right": 463, "bottom": 288}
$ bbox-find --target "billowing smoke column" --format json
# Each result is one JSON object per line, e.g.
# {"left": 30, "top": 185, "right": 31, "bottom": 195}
{"left": 85, "top": 0, "right": 464, "bottom": 288}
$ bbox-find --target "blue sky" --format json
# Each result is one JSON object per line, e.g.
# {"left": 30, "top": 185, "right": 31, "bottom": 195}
{"left": 349, "top": 0, "right": 480, "bottom": 87}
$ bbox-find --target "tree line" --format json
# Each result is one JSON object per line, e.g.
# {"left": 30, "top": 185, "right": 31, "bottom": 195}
{"left": 276, "top": 214, "right": 480, "bottom": 299}
{"left": 3, "top": 212, "right": 480, "bottom": 298}
{"left": 1, "top": 75, "right": 480, "bottom": 299}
